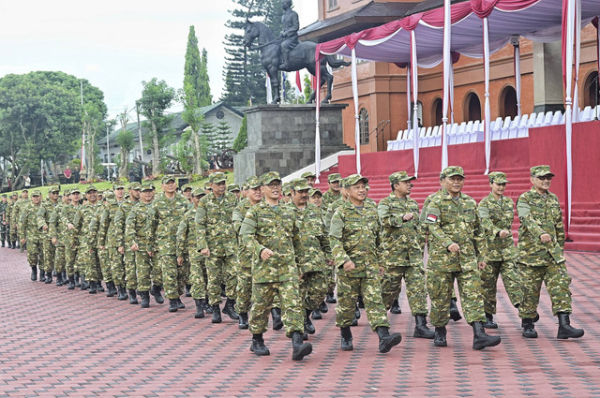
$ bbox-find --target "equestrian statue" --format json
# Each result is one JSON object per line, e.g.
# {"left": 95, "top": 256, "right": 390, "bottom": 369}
{"left": 243, "top": 0, "right": 350, "bottom": 104}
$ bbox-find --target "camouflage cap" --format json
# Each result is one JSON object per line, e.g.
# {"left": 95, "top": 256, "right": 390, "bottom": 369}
{"left": 228, "top": 184, "right": 241, "bottom": 192}
{"left": 113, "top": 183, "right": 126, "bottom": 190}
{"left": 209, "top": 172, "right": 227, "bottom": 184}
{"left": 328, "top": 173, "right": 341, "bottom": 183}
{"left": 489, "top": 171, "right": 509, "bottom": 184}
{"left": 290, "top": 178, "right": 311, "bottom": 191}
{"left": 282, "top": 182, "right": 292, "bottom": 196}
{"left": 63, "top": 189, "right": 71, "bottom": 196}
{"left": 70, "top": 188, "right": 81, "bottom": 195}
{"left": 84, "top": 185, "right": 98, "bottom": 194}
{"left": 182, "top": 184, "right": 192, "bottom": 192}
{"left": 161, "top": 175, "right": 176, "bottom": 184}
{"left": 442, "top": 166, "right": 465, "bottom": 178}
{"left": 21, "top": 189, "right": 28, "bottom": 193}
{"left": 246, "top": 176, "right": 261, "bottom": 189}
{"left": 530, "top": 165, "right": 554, "bottom": 177}
{"left": 344, "top": 174, "right": 369, "bottom": 187}
{"left": 140, "top": 182, "right": 154, "bottom": 192}
{"left": 260, "top": 171, "right": 281, "bottom": 185}
{"left": 309, "top": 188, "right": 322, "bottom": 197}
{"left": 389, "top": 171, "right": 416, "bottom": 184}
{"left": 192, "top": 188, "right": 206, "bottom": 197}
{"left": 128, "top": 182, "right": 141, "bottom": 191}
{"left": 301, "top": 171, "right": 316, "bottom": 179}
{"left": 31, "top": 190, "right": 42, "bottom": 197}
{"left": 204, "top": 182, "right": 212, "bottom": 190}
{"left": 48, "top": 186, "right": 60, "bottom": 193}
{"left": 104, "top": 191, "right": 116, "bottom": 202}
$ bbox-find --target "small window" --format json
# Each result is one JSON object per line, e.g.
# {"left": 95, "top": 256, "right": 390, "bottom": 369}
{"left": 499, "top": 86, "right": 518, "bottom": 118}
{"left": 216, "top": 110, "right": 225, "bottom": 120}
{"left": 432, "top": 98, "right": 443, "bottom": 126}
{"left": 359, "top": 108, "right": 369, "bottom": 145}
{"left": 328, "top": 0, "right": 338, "bottom": 10}
{"left": 584, "top": 71, "right": 599, "bottom": 107}
{"left": 465, "top": 92, "right": 481, "bottom": 122}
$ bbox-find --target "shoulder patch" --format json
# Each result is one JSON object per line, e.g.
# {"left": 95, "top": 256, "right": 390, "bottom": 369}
{"left": 426, "top": 214, "right": 438, "bottom": 223}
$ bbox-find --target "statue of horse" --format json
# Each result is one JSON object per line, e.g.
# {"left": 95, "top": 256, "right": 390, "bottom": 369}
{"left": 243, "top": 21, "right": 350, "bottom": 104}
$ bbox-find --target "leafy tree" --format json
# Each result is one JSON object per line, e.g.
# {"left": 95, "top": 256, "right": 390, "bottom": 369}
{"left": 116, "top": 122, "right": 134, "bottom": 179}
{"left": 0, "top": 71, "right": 106, "bottom": 187}
{"left": 303, "top": 74, "right": 312, "bottom": 103}
{"left": 138, "top": 78, "right": 175, "bottom": 175}
{"left": 232, "top": 114, "right": 248, "bottom": 152}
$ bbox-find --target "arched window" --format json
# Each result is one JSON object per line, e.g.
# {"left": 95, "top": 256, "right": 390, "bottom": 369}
{"left": 499, "top": 86, "right": 518, "bottom": 118}
{"left": 584, "top": 71, "right": 599, "bottom": 107}
{"left": 432, "top": 98, "right": 443, "bottom": 126}
{"left": 464, "top": 92, "right": 481, "bottom": 122}
{"left": 359, "top": 108, "right": 369, "bottom": 145}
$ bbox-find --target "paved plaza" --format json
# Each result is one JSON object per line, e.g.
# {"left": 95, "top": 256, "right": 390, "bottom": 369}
{"left": 0, "top": 248, "right": 599, "bottom": 397}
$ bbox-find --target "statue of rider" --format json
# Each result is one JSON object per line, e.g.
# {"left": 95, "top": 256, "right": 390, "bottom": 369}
{"left": 279, "top": 0, "right": 299, "bottom": 70}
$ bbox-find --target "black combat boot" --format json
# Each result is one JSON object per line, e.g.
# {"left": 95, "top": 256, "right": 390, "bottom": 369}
{"left": 96, "top": 282, "right": 104, "bottom": 292}
{"left": 30, "top": 266, "right": 37, "bottom": 281}
{"left": 557, "top": 312, "right": 584, "bottom": 339}
{"left": 312, "top": 309, "right": 322, "bottom": 320}
{"left": 238, "top": 312, "right": 249, "bottom": 329}
{"left": 250, "top": 334, "right": 270, "bottom": 356}
{"left": 74, "top": 273, "right": 81, "bottom": 288}
{"left": 390, "top": 298, "right": 402, "bottom": 314}
{"left": 291, "top": 331, "right": 312, "bottom": 361}
{"left": 449, "top": 298, "right": 462, "bottom": 321}
{"left": 319, "top": 301, "right": 328, "bottom": 313}
{"left": 222, "top": 298, "right": 239, "bottom": 320}
{"left": 357, "top": 295, "right": 365, "bottom": 309}
{"left": 62, "top": 271, "right": 67, "bottom": 283}
{"left": 211, "top": 304, "right": 222, "bottom": 323}
{"left": 376, "top": 326, "right": 402, "bottom": 353}
{"left": 128, "top": 289, "right": 138, "bottom": 304}
{"left": 45, "top": 271, "right": 52, "bottom": 284}
{"left": 326, "top": 291, "right": 337, "bottom": 304}
{"left": 176, "top": 298, "right": 185, "bottom": 309}
{"left": 55, "top": 272, "right": 64, "bottom": 286}
{"left": 105, "top": 281, "right": 116, "bottom": 297}
{"left": 304, "top": 309, "right": 315, "bottom": 334}
{"left": 484, "top": 312, "right": 498, "bottom": 329}
{"left": 340, "top": 327, "right": 353, "bottom": 351}
{"left": 39, "top": 268, "right": 46, "bottom": 283}
{"left": 472, "top": 321, "right": 501, "bottom": 350}
{"left": 81, "top": 278, "right": 89, "bottom": 290}
{"left": 194, "top": 299, "right": 205, "bottom": 319}
{"left": 271, "top": 308, "right": 283, "bottom": 330}
{"left": 434, "top": 326, "right": 447, "bottom": 347}
{"left": 88, "top": 281, "right": 97, "bottom": 294}
{"left": 413, "top": 314, "right": 435, "bottom": 339}
{"left": 351, "top": 314, "right": 358, "bottom": 327}
{"left": 117, "top": 285, "right": 128, "bottom": 300}
{"left": 140, "top": 291, "right": 150, "bottom": 308}
{"left": 168, "top": 298, "right": 178, "bottom": 312}
{"left": 150, "top": 285, "right": 164, "bottom": 304}
{"left": 204, "top": 296, "right": 213, "bottom": 313}
{"left": 354, "top": 303, "right": 361, "bottom": 320}
{"left": 521, "top": 318, "right": 538, "bottom": 338}
{"left": 185, "top": 284, "right": 192, "bottom": 297}
{"left": 67, "top": 275, "right": 75, "bottom": 290}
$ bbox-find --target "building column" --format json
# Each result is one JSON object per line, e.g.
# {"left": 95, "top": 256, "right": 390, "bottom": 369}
{"left": 533, "top": 41, "right": 565, "bottom": 113}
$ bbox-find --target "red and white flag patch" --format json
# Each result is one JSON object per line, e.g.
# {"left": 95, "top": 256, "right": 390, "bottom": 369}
{"left": 426, "top": 214, "right": 438, "bottom": 223}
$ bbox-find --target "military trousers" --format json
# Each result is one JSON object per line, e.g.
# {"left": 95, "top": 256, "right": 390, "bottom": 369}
{"left": 42, "top": 239, "right": 56, "bottom": 272}
{"left": 124, "top": 250, "right": 137, "bottom": 290}
{"left": 135, "top": 250, "right": 153, "bottom": 292}
{"left": 108, "top": 247, "right": 125, "bottom": 287}
{"left": 65, "top": 243, "right": 78, "bottom": 276}
{"left": 427, "top": 267, "right": 486, "bottom": 327}
{"left": 301, "top": 270, "right": 328, "bottom": 311}
{"left": 206, "top": 254, "right": 238, "bottom": 305}
{"left": 1, "top": 224, "right": 7, "bottom": 244}
{"left": 98, "top": 248, "right": 110, "bottom": 283}
{"left": 78, "top": 247, "right": 100, "bottom": 282}
{"left": 381, "top": 265, "right": 428, "bottom": 315}
{"left": 249, "top": 279, "right": 304, "bottom": 337}
{"left": 189, "top": 252, "right": 207, "bottom": 300}
{"left": 25, "top": 238, "right": 42, "bottom": 268}
{"left": 53, "top": 245, "right": 66, "bottom": 273}
{"left": 235, "top": 247, "right": 253, "bottom": 314}
{"left": 481, "top": 260, "right": 523, "bottom": 314}
{"left": 327, "top": 263, "right": 337, "bottom": 295}
{"left": 10, "top": 226, "right": 18, "bottom": 244}
{"left": 518, "top": 260, "right": 572, "bottom": 318}
{"left": 158, "top": 254, "right": 184, "bottom": 299}
{"left": 335, "top": 272, "right": 390, "bottom": 331}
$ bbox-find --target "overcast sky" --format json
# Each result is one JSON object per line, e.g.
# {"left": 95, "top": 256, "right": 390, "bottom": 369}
{"left": 0, "top": 0, "right": 317, "bottom": 120}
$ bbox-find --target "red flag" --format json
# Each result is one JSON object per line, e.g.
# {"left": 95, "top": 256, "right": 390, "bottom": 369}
{"left": 295, "top": 71, "right": 302, "bottom": 93}
{"left": 311, "top": 75, "right": 317, "bottom": 91}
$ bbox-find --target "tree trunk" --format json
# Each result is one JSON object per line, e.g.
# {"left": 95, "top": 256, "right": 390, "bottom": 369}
{"left": 151, "top": 120, "right": 161, "bottom": 175}
{"left": 192, "top": 129, "right": 203, "bottom": 175}
{"left": 119, "top": 149, "right": 129, "bottom": 178}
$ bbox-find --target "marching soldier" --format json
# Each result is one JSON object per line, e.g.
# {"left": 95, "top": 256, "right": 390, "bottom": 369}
{"left": 73, "top": 186, "right": 102, "bottom": 294}
{"left": 49, "top": 190, "right": 70, "bottom": 286}
{"left": 301, "top": 171, "right": 316, "bottom": 187}
{"left": 0, "top": 195, "right": 7, "bottom": 247}
{"left": 12, "top": 189, "right": 30, "bottom": 251}
{"left": 240, "top": 171, "right": 313, "bottom": 360}
{"left": 517, "top": 165, "right": 584, "bottom": 339}
{"left": 329, "top": 174, "right": 403, "bottom": 353}
{"left": 19, "top": 190, "right": 43, "bottom": 281}
{"left": 378, "top": 171, "right": 434, "bottom": 339}
{"left": 118, "top": 182, "right": 142, "bottom": 304}
{"left": 63, "top": 189, "right": 81, "bottom": 289}
{"left": 423, "top": 166, "right": 500, "bottom": 350}
{"left": 477, "top": 171, "right": 523, "bottom": 328}
{"left": 97, "top": 191, "right": 123, "bottom": 298}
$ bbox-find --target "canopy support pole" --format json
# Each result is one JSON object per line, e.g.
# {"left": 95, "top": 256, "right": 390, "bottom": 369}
{"left": 406, "top": 65, "right": 412, "bottom": 131}
{"left": 512, "top": 36, "right": 522, "bottom": 117}
{"left": 410, "top": 31, "right": 420, "bottom": 177}
{"left": 441, "top": 0, "right": 451, "bottom": 170}
{"left": 351, "top": 48, "right": 361, "bottom": 174}
{"left": 315, "top": 52, "right": 321, "bottom": 183}
{"left": 564, "top": 0, "right": 576, "bottom": 238}
{"left": 483, "top": 17, "right": 491, "bottom": 175}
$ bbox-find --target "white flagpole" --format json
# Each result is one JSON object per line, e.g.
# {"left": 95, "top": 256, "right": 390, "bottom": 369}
{"left": 565, "top": 0, "right": 575, "bottom": 235}
{"left": 351, "top": 48, "right": 361, "bottom": 174}
{"left": 410, "top": 31, "right": 420, "bottom": 177}
{"left": 483, "top": 17, "right": 491, "bottom": 175}
{"left": 406, "top": 65, "right": 412, "bottom": 131}
{"left": 441, "top": 0, "right": 451, "bottom": 170}
{"left": 513, "top": 36, "right": 522, "bottom": 116}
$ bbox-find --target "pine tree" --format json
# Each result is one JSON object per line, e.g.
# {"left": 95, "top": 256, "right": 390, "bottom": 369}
{"left": 202, "top": 121, "right": 218, "bottom": 155}
{"left": 215, "top": 121, "right": 232, "bottom": 153}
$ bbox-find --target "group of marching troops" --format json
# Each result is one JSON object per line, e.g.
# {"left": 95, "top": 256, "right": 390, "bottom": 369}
{"left": 0, "top": 163, "right": 584, "bottom": 361}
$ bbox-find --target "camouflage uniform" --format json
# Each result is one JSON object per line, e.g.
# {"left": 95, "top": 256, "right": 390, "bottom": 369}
{"left": 62, "top": 193, "right": 81, "bottom": 278}
{"left": 5, "top": 198, "right": 14, "bottom": 247}
{"left": 0, "top": 197, "right": 7, "bottom": 246}
{"left": 423, "top": 167, "right": 487, "bottom": 327}
{"left": 48, "top": 196, "right": 68, "bottom": 278}
{"left": 149, "top": 182, "right": 189, "bottom": 300}
{"left": 240, "top": 172, "right": 305, "bottom": 338}
{"left": 12, "top": 194, "right": 29, "bottom": 248}
{"left": 73, "top": 191, "right": 102, "bottom": 283}
{"left": 195, "top": 172, "right": 239, "bottom": 306}
{"left": 477, "top": 172, "right": 523, "bottom": 317}
{"left": 329, "top": 175, "right": 390, "bottom": 331}
{"left": 19, "top": 194, "right": 43, "bottom": 271}
{"left": 177, "top": 202, "right": 205, "bottom": 299}
{"left": 232, "top": 193, "right": 256, "bottom": 315}
{"left": 126, "top": 197, "right": 158, "bottom": 292}
{"left": 37, "top": 193, "right": 59, "bottom": 274}
{"left": 117, "top": 183, "right": 141, "bottom": 291}
{"left": 97, "top": 192, "right": 125, "bottom": 288}
{"left": 377, "top": 172, "right": 429, "bottom": 316}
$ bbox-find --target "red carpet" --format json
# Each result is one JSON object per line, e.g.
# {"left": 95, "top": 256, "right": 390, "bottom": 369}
{"left": 316, "top": 121, "right": 600, "bottom": 252}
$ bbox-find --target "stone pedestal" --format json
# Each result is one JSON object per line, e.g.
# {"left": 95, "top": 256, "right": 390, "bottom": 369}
{"left": 234, "top": 104, "right": 349, "bottom": 184}
{"left": 533, "top": 41, "right": 565, "bottom": 113}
